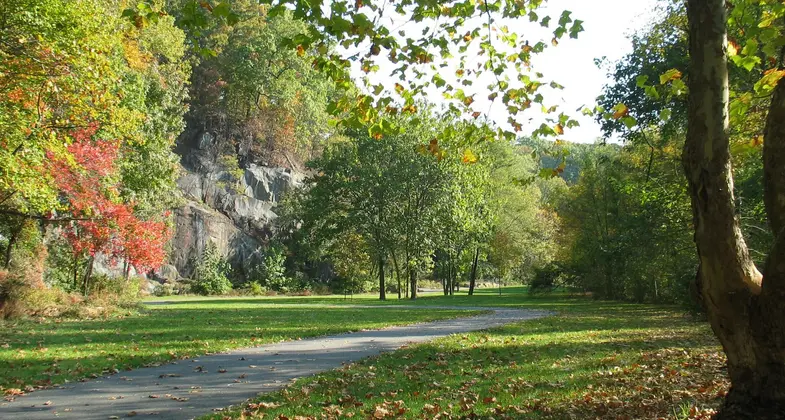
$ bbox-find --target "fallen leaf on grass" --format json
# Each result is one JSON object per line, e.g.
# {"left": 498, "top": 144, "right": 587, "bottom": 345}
{"left": 247, "top": 401, "right": 280, "bottom": 410}
{"left": 372, "top": 406, "right": 390, "bottom": 419}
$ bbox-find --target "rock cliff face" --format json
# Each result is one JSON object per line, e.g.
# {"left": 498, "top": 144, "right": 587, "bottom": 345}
{"left": 163, "top": 130, "right": 305, "bottom": 281}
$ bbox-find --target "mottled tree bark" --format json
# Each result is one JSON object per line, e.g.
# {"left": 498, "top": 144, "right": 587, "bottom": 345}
{"left": 685, "top": 0, "right": 785, "bottom": 417}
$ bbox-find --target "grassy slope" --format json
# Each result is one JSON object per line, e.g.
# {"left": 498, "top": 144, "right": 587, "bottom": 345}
{"left": 207, "top": 289, "right": 727, "bottom": 420}
{"left": 0, "top": 298, "right": 479, "bottom": 393}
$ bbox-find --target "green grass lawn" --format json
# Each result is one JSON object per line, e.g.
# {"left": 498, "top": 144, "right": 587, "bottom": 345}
{"left": 0, "top": 298, "right": 481, "bottom": 393}
{"left": 138, "top": 286, "right": 557, "bottom": 308}
{"left": 205, "top": 289, "right": 727, "bottom": 420}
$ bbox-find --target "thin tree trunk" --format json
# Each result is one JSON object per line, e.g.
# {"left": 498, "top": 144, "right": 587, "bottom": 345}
{"left": 3, "top": 222, "right": 21, "bottom": 268}
{"left": 446, "top": 250, "right": 452, "bottom": 296}
{"left": 605, "top": 258, "right": 614, "bottom": 300}
{"left": 82, "top": 256, "right": 94, "bottom": 296}
{"left": 454, "top": 261, "right": 460, "bottom": 292}
{"left": 443, "top": 276, "right": 448, "bottom": 295}
{"left": 409, "top": 268, "right": 417, "bottom": 300}
{"left": 441, "top": 251, "right": 448, "bottom": 296}
{"left": 72, "top": 253, "right": 80, "bottom": 290}
{"left": 685, "top": 0, "right": 785, "bottom": 417}
{"left": 449, "top": 257, "right": 455, "bottom": 296}
{"left": 442, "top": 274, "right": 447, "bottom": 296}
{"left": 468, "top": 247, "right": 480, "bottom": 296}
{"left": 403, "top": 253, "right": 409, "bottom": 299}
{"left": 124, "top": 260, "right": 131, "bottom": 281}
{"left": 454, "top": 248, "right": 461, "bottom": 293}
{"left": 378, "top": 253, "right": 386, "bottom": 301}
{"left": 404, "top": 232, "right": 411, "bottom": 299}
{"left": 391, "top": 252, "right": 401, "bottom": 300}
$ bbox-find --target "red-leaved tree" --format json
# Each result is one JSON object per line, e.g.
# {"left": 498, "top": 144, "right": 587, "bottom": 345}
{"left": 48, "top": 124, "right": 170, "bottom": 293}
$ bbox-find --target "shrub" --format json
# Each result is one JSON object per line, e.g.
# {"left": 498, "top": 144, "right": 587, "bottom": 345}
{"left": 250, "top": 245, "right": 295, "bottom": 293}
{"left": 0, "top": 268, "right": 141, "bottom": 319}
{"left": 529, "top": 263, "right": 563, "bottom": 294}
{"left": 246, "top": 281, "right": 266, "bottom": 296}
{"left": 153, "top": 283, "right": 174, "bottom": 297}
{"left": 332, "top": 274, "right": 372, "bottom": 294}
{"left": 1, "top": 271, "right": 74, "bottom": 319}
{"left": 90, "top": 274, "right": 143, "bottom": 305}
{"left": 311, "top": 283, "right": 331, "bottom": 295}
{"left": 417, "top": 279, "right": 442, "bottom": 290}
{"left": 44, "top": 237, "right": 83, "bottom": 293}
{"left": 0, "top": 270, "right": 13, "bottom": 314}
{"left": 191, "top": 242, "right": 232, "bottom": 295}
{"left": 154, "top": 281, "right": 189, "bottom": 296}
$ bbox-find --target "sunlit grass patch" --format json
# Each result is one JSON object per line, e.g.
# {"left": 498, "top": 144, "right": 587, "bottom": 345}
{"left": 208, "top": 295, "right": 724, "bottom": 419}
{"left": 0, "top": 300, "right": 478, "bottom": 393}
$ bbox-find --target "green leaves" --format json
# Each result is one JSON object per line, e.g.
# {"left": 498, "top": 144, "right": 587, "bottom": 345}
{"left": 754, "top": 69, "right": 785, "bottom": 95}
{"left": 730, "top": 54, "right": 761, "bottom": 72}
{"left": 620, "top": 116, "right": 638, "bottom": 129}
{"left": 658, "top": 69, "right": 682, "bottom": 85}
{"left": 191, "top": 0, "right": 582, "bottom": 145}
{"left": 210, "top": 2, "right": 240, "bottom": 25}
{"left": 121, "top": 0, "right": 162, "bottom": 29}
{"left": 569, "top": 20, "right": 584, "bottom": 39}
{"left": 462, "top": 149, "right": 479, "bottom": 164}
{"left": 611, "top": 103, "right": 629, "bottom": 120}
{"left": 558, "top": 10, "right": 573, "bottom": 27}
{"left": 635, "top": 75, "right": 649, "bottom": 88}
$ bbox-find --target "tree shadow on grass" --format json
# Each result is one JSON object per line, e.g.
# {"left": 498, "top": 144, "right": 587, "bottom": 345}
{"left": 254, "top": 318, "right": 724, "bottom": 419}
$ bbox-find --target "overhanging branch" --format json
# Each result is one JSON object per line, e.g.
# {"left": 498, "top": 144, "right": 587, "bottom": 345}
{"left": 0, "top": 208, "right": 91, "bottom": 223}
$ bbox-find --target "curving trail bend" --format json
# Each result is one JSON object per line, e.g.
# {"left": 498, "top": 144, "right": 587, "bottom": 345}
{"left": 0, "top": 305, "right": 550, "bottom": 420}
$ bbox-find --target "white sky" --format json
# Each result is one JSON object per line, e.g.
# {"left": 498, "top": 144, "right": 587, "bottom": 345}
{"left": 528, "top": 0, "right": 661, "bottom": 143}
{"left": 346, "top": 0, "right": 661, "bottom": 144}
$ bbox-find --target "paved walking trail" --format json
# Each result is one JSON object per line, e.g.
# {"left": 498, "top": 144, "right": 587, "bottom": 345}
{"left": 0, "top": 306, "right": 550, "bottom": 420}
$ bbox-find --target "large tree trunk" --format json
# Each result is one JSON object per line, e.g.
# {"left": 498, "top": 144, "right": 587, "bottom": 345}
{"left": 685, "top": 0, "right": 785, "bottom": 417}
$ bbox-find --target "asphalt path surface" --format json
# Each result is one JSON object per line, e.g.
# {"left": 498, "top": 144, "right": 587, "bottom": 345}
{"left": 0, "top": 305, "right": 550, "bottom": 420}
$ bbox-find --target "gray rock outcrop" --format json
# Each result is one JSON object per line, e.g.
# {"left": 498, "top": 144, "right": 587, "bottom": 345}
{"left": 170, "top": 202, "right": 262, "bottom": 279}
{"left": 168, "top": 131, "right": 305, "bottom": 281}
